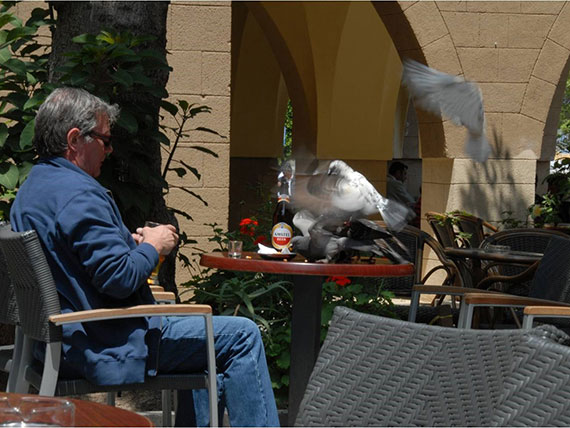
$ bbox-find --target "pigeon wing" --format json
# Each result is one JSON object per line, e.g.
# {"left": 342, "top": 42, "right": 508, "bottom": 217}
{"left": 403, "top": 59, "right": 490, "bottom": 163}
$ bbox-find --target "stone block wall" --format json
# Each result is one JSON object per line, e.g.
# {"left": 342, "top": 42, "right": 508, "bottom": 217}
{"left": 165, "top": 1, "right": 232, "bottom": 285}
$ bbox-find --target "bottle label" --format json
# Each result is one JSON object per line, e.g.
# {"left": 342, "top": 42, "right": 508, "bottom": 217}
{"left": 271, "top": 222, "right": 293, "bottom": 250}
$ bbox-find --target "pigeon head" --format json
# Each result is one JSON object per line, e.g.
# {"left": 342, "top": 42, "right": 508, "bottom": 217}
{"left": 327, "top": 160, "right": 352, "bottom": 176}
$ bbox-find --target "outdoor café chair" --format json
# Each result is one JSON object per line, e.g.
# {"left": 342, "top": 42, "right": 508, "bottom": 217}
{"left": 478, "top": 227, "right": 569, "bottom": 296}
{"left": 296, "top": 306, "right": 570, "bottom": 426}
{"left": 0, "top": 227, "right": 218, "bottom": 427}
{"left": 372, "top": 223, "right": 464, "bottom": 324}
{"left": 0, "top": 222, "right": 22, "bottom": 393}
{"left": 454, "top": 212, "right": 498, "bottom": 248}
{"left": 458, "top": 235, "right": 570, "bottom": 329}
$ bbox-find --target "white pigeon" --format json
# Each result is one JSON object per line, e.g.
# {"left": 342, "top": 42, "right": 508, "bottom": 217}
{"left": 402, "top": 58, "right": 491, "bottom": 163}
{"left": 291, "top": 160, "right": 412, "bottom": 232}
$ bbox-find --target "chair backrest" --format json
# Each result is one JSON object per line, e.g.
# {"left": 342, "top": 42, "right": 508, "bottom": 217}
{"left": 425, "top": 211, "right": 459, "bottom": 248}
{"left": 481, "top": 228, "right": 569, "bottom": 295}
{"left": 378, "top": 224, "right": 419, "bottom": 295}
{"left": 296, "top": 306, "right": 570, "bottom": 427}
{"left": 0, "top": 228, "right": 62, "bottom": 343}
{"left": 529, "top": 235, "right": 570, "bottom": 302}
{"left": 376, "top": 224, "right": 464, "bottom": 294}
{"left": 454, "top": 213, "right": 497, "bottom": 248}
{"left": 0, "top": 223, "right": 19, "bottom": 327}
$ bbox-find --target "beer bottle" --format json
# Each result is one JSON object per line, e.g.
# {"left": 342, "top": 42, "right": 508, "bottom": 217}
{"left": 271, "top": 160, "right": 295, "bottom": 251}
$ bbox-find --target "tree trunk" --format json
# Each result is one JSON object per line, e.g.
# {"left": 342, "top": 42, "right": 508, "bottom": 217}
{"left": 48, "top": 1, "right": 179, "bottom": 294}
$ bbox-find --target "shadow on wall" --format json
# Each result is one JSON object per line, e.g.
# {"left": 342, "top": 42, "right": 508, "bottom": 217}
{"left": 458, "top": 127, "right": 531, "bottom": 225}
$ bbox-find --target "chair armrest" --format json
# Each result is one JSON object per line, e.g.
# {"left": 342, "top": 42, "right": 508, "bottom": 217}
{"left": 477, "top": 261, "right": 539, "bottom": 290}
{"left": 150, "top": 285, "right": 165, "bottom": 292}
{"left": 524, "top": 306, "right": 570, "bottom": 317}
{"left": 482, "top": 221, "right": 498, "bottom": 234}
{"left": 412, "top": 285, "right": 494, "bottom": 295}
{"left": 152, "top": 291, "right": 176, "bottom": 302}
{"left": 49, "top": 304, "right": 212, "bottom": 325}
{"left": 462, "top": 292, "right": 570, "bottom": 308}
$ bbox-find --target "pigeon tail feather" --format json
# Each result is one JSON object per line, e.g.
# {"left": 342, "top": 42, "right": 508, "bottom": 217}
{"left": 378, "top": 199, "right": 410, "bottom": 232}
{"left": 465, "top": 132, "right": 491, "bottom": 163}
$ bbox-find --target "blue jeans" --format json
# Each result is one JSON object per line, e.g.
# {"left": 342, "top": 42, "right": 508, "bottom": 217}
{"left": 158, "top": 315, "right": 280, "bottom": 427}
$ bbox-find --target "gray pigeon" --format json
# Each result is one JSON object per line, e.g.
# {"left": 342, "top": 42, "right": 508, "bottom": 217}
{"left": 402, "top": 58, "right": 491, "bottom": 163}
{"left": 292, "top": 160, "right": 412, "bottom": 232}
{"left": 291, "top": 210, "right": 410, "bottom": 264}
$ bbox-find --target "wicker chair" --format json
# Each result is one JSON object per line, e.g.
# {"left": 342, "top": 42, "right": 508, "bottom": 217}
{"left": 0, "top": 228, "right": 218, "bottom": 427}
{"left": 296, "top": 306, "right": 570, "bottom": 426}
{"left": 0, "top": 222, "right": 21, "bottom": 393}
{"left": 425, "top": 211, "right": 459, "bottom": 248}
{"left": 479, "top": 227, "right": 569, "bottom": 296}
{"left": 454, "top": 212, "right": 498, "bottom": 248}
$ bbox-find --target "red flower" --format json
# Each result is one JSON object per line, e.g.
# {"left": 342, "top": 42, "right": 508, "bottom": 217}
{"left": 326, "top": 276, "right": 351, "bottom": 287}
{"left": 239, "top": 218, "right": 258, "bottom": 236}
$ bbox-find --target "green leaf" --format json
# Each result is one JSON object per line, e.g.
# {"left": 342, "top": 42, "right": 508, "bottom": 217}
{"left": 3, "top": 58, "right": 26, "bottom": 76}
{"left": 19, "top": 119, "right": 34, "bottom": 150}
{"left": 111, "top": 69, "right": 134, "bottom": 87}
{"left": 23, "top": 93, "right": 43, "bottom": 111}
{"left": 160, "top": 100, "right": 178, "bottom": 117}
{"left": 0, "top": 46, "right": 11, "bottom": 64}
{"left": 71, "top": 33, "right": 95, "bottom": 44}
{"left": 0, "top": 162, "right": 19, "bottom": 190}
{"left": 18, "top": 160, "right": 33, "bottom": 185}
{"left": 178, "top": 99, "right": 189, "bottom": 111}
{"left": 0, "top": 123, "right": 8, "bottom": 147}
{"left": 116, "top": 110, "right": 138, "bottom": 134}
{"left": 0, "top": 13, "right": 17, "bottom": 29}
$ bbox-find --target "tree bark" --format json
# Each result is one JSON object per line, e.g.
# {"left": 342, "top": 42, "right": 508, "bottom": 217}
{"left": 48, "top": 1, "right": 179, "bottom": 294}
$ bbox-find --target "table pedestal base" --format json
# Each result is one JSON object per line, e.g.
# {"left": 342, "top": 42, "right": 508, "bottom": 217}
{"left": 288, "top": 275, "right": 323, "bottom": 426}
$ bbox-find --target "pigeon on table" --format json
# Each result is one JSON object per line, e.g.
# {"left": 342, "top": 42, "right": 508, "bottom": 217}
{"left": 290, "top": 210, "right": 410, "bottom": 264}
{"left": 291, "top": 160, "right": 413, "bottom": 232}
{"left": 402, "top": 58, "right": 491, "bottom": 163}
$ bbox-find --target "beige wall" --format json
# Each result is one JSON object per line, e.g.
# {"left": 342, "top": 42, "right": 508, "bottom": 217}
{"left": 166, "top": 1, "right": 232, "bottom": 285}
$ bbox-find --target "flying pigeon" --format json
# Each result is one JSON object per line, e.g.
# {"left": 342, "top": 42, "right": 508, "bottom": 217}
{"left": 291, "top": 160, "right": 413, "bottom": 232}
{"left": 290, "top": 211, "right": 410, "bottom": 264}
{"left": 402, "top": 58, "right": 491, "bottom": 163}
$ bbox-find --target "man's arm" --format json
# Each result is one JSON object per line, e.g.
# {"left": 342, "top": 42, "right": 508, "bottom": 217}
{"left": 56, "top": 191, "right": 172, "bottom": 299}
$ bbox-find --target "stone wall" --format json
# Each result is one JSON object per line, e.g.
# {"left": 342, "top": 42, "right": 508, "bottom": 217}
{"left": 165, "top": 1, "right": 232, "bottom": 286}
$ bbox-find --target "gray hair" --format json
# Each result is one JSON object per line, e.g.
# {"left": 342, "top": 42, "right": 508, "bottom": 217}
{"left": 34, "top": 87, "right": 120, "bottom": 158}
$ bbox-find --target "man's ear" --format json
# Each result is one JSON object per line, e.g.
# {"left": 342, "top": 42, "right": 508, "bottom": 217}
{"left": 66, "top": 128, "right": 82, "bottom": 152}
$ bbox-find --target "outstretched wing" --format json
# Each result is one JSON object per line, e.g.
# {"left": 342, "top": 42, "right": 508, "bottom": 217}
{"left": 402, "top": 59, "right": 490, "bottom": 162}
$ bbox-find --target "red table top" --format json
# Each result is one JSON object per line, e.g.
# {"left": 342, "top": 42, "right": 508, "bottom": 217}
{"left": 200, "top": 251, "right": 414, "bottom": 277}
{"left": 0, "top": 393, "right": 153, "bottom": 427}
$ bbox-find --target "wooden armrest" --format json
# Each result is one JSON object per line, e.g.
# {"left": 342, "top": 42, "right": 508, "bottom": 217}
{"left": 463, "top": 293, "right": 570, "bottom": 308}
{"left": 49, "top": 304, "right": 212, "bottom": 325}
{"left": 152, "top": 291, "right": 176, "bottom": 301}
{"left": 412, "top": 285, "right": 495, "bottom": 295}
{"left": 150, "top": 285, "right": 165, "bottom": 292}
{"left": 482, "top": 221, "right": 498, "bottom": 233}
{"left": 524, "top": 306, "right": 570, "bottom": 317}
{"left": 477, "top": 261, "right": 539, "bottom": 289}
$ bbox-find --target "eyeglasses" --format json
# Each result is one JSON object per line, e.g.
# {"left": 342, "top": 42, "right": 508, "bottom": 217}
{"left": 88, "top": 131, "right": 112, "bottom": 147}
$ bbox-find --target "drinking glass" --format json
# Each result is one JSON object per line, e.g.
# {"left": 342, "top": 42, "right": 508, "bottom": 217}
{"left": 0, "top": 395, "right": 75, "bottom": 426}
{"left": 145, "top": 221, "right": 165, "bottom": 285}
{"left": 228, "top": 240, "right": 243, "bottom": 258}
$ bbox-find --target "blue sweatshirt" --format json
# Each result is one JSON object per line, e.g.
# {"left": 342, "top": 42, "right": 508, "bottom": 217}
{"left": 11, "top": 157, "right": 161, "bottom": 385}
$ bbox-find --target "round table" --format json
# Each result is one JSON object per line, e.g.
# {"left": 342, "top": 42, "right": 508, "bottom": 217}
{"left": 0, "top": 393, "right": 153, "bottom": 427}
{"left": 200, "top": 251, "right": 414, "bottom": 424}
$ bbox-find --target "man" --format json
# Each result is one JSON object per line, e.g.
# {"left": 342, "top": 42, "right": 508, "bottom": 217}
{"left": 386, "top": 161, "right": 416, "bottom": 208}
{"left": 10, "top": 87, "right": 279, "bottom": 426}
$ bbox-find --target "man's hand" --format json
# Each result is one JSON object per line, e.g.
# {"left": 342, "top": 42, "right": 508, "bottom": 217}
{"left": 135, "top": 224, "right": 179, "bottom": 255}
